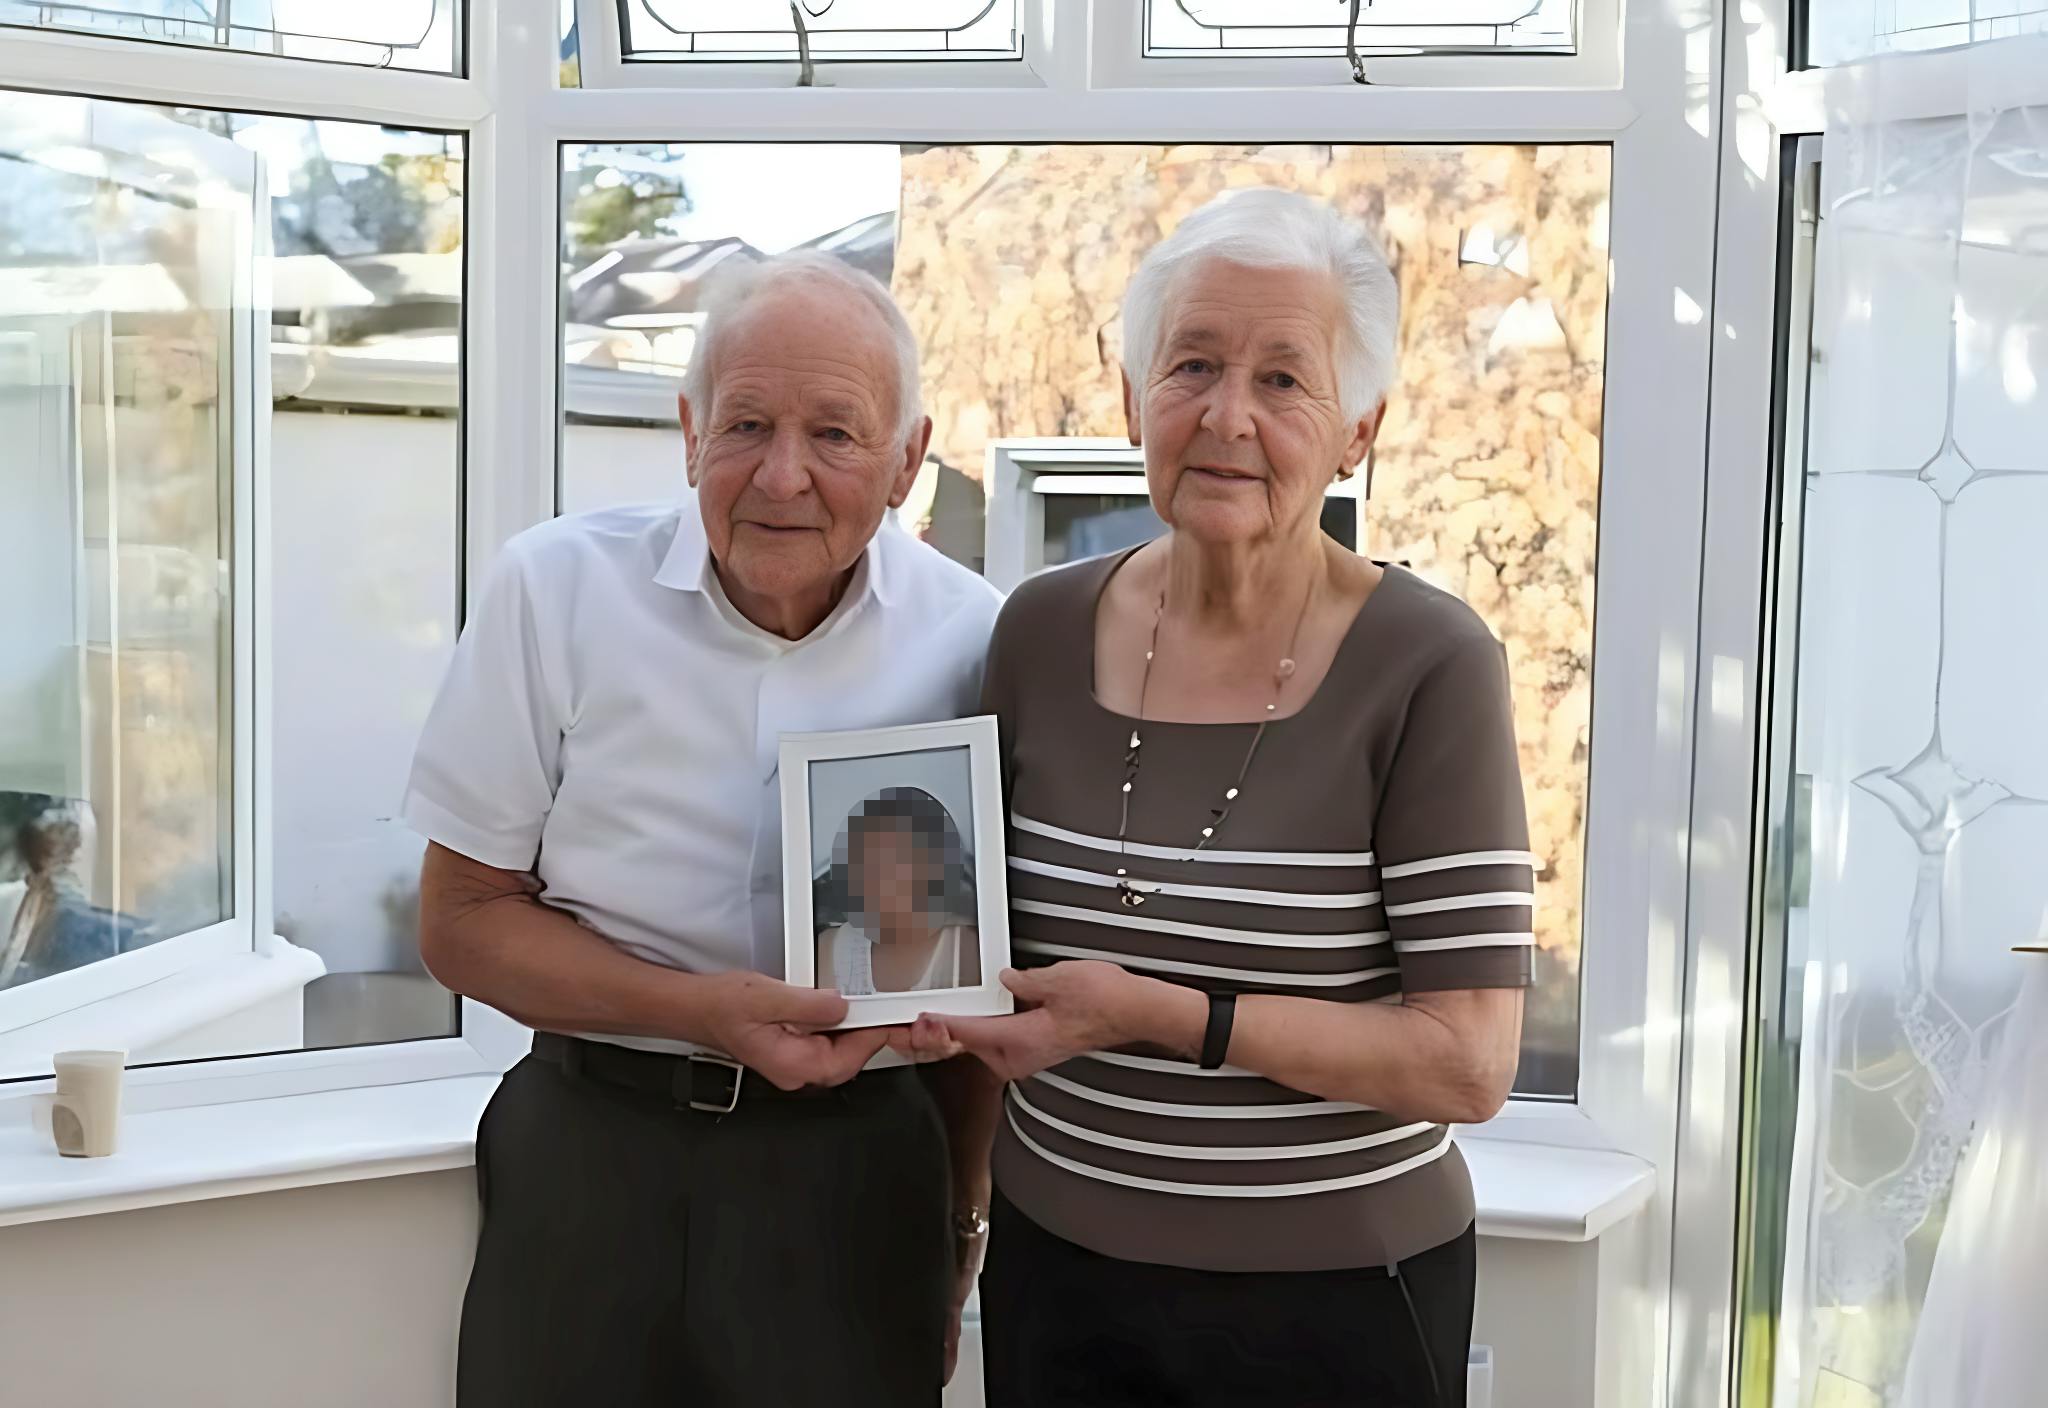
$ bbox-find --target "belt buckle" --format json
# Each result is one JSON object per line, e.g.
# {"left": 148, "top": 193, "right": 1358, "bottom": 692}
{"left": 685, "top": 1053, "right": 745, "bottom": 1114}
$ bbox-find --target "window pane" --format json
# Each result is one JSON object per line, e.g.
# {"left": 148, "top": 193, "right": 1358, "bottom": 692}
{"left": 1043, "top": 491, "right": 1168, "bottom": 568}
{"left": 255, "top": 115, "right": 464, "bottom": 1049}
{"left": 1, "top": 90, "right": 238, "bottom": 1001}
{"left": 1805, "top": 0, "right": 2048, "bottom": 66}
{"left": 559, "top": 141, "right": 1607, "bottom": 1097}
{"left": 0, "top": 0, "right": 464, "bottom": 74}
{"left": 622, "top": 0, "right": 1023, "bottom": 62}
{"left": 1146, "top": 0, "right": 1576, "bottom": 57}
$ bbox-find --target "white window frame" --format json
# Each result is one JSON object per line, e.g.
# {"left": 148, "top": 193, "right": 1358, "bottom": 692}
{"left": 0, "top": 10, "right": 1767, "bottom": 1401}
{"left": 574, "top": 0, "right": 1072, "bottom": 91}
{"left": 1089, "top": 0, "right": 1623, "bottom": 91}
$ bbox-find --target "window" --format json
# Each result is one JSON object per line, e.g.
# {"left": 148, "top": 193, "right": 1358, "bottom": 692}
{"left": 1, "top": 90, "right": 244, "bottom": 1072}
{"left": 1143, "top": 0, "right": 1576, "bottom": 58}
{"left": 0, "top": 0, "right": 465, "bottom": 74}
{"left": 1803, "top": 0, "right": 2048, "bottom": 66}
{"left": 558, "top": 140, "right": 1611, "bottom": 1098}
{"left": 983, "top": 443, "right": 1367, "bottom": 584}
{"left": 617, "top": 0, "right": 1024, "bottom": 64}
{"left": 1749, "top": 100, "right": 2048, "bottom": 1403}
{"left": 0, "top": 88, "right": 464, "bottom": 1076}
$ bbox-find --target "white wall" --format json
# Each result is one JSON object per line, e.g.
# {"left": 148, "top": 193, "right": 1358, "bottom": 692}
{"left": 0, "top": 1170, "right": 1595, "bottom": 1408}
{"left": 0, "top": 1171, "right": 475, "bottom": 1408}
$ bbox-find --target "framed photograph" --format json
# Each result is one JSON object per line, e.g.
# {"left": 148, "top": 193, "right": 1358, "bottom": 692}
{"left": 779, "top": 717, "right": 1013, "bottom": 1030}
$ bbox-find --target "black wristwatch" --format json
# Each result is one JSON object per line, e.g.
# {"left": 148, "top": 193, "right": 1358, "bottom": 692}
{"left": 1200, "top": 991, "right": 1238, "bottom": 1070}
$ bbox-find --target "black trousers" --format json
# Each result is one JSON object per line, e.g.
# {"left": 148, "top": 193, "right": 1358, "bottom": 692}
{"left": 457, "top": 1043, "right": 952, "bottom": 1408}
{"left": 979, "top": 1189, "right": 1476, "bottom": 1408}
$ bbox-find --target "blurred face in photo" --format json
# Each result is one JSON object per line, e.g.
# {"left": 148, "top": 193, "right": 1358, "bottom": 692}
{"left": 848, "top": 814, "right": 953, "bottom": 943}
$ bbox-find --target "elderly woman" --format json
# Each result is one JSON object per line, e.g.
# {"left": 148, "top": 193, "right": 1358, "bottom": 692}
{"left": 922, "top": 189, "right": 1533, "bottom": 1407}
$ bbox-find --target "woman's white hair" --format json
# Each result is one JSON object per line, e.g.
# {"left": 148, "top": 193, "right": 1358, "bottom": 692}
{"left": 1121, "top": 188, "right": 1400, "bottom": 422}
{"left": 682, "top": 250, "right": 925, "bottom": 446}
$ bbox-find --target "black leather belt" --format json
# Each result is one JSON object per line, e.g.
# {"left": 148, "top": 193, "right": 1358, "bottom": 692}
{"left": 531, "top": 1031, "right": 831, "bottom": 1114}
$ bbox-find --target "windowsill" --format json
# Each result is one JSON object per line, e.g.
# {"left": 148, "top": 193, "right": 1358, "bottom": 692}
{"left": 1464, "top": 1138, "right": 1655, "bottom": 1243}
{"left": 0, "top": 1073, "right": 1652, "bottom": 1241}
{"left": 0, "top": 1074, "right": 493, "bottom": 1229}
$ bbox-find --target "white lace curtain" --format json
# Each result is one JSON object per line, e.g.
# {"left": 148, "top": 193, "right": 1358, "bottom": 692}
{"left": 1776, "top": 35, "right": 2048, "bottom": 1408}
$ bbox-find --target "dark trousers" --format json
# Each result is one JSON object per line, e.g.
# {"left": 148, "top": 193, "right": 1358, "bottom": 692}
{"left": 457, "top": 1042, "right": 952, "bottom": 1408}
{"left": 980, "top": 1189, "right": 1476, "bottom": 1408}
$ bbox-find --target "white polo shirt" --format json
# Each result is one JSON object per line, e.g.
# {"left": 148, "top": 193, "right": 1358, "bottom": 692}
{"left": 401, "top": 499, "right": 1003, "bottom": 1052}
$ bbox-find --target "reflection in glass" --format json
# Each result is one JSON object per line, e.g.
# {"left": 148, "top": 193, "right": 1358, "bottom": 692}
{"left": 0, "top": 0, "right": 463, "bottom": 73}
{"left": 624, "top": 0, "right": 1021, "bottom": 61}
{"left": 1146, "top": 0, "right": 1576, "bottom": 57}
{"left": 0, "top": 89, "right": 240, "bottom": 990}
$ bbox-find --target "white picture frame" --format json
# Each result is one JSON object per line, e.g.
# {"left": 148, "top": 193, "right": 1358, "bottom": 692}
{"left": 779, "top": 716, "right": 1014, "bottom": 1030}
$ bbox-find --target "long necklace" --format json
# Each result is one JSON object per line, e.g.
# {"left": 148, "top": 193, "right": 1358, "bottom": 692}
{"left": 1114, "top": 572, "right": 1317, "bottom": 908}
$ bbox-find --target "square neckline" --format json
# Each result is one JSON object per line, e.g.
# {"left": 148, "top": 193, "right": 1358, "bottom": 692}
{"left": 1081, "top": 543, "right": 1406, "bottom": 729}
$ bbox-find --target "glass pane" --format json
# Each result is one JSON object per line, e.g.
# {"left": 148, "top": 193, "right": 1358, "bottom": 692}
{"left": 1038, "top": 487, "right": 1361, "bottom": 569}
{"left": 0, "top": 0, "right": 463, "bottom": 73}
{"left": 1042, "top": 493, "right": 1166, "bottom": 568}
{"left": 623, "top": 0, "right": 1022, "bottom": 62}
{"left": 1146, "top": 0, "right": 1576, "bottom": 57}
{"left": 1805, "top": 0, "right": 2048, "bottom": 66}
{"left": 1758, "top": 101, "right": 2048, "bottom": 1405}
{"left": 560, "top": 0, "right": 580, "bottom": 85}
{"left": 251, "top": 114, "right": 464, "bottom": 1049}
{"left": 0, "top": 90, "right": 239, "bottom": 1001}
{"left": 559, "top": 141, "right": 1608, "bottom": 1097}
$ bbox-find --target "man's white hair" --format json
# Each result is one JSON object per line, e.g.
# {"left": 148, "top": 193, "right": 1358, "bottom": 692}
{"left": 681, "top": 249, "right": 925, "bottom": 446}
{"left": 1121, "top": 188, "right": 1400, "bottom": 422}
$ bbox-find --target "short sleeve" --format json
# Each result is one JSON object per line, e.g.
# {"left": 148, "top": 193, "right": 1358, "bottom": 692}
{"left": 980, "top": 597, "right": 1021, "bottom": 795}
{"left": 1374, "top": 631, "right": 1535, "bottom": 993}
{"left": 400, "top": 543, "right": 568, "bottom": 872}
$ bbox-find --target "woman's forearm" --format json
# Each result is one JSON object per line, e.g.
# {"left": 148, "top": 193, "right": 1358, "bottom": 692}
{"left": 921, "top": 1053, "right": 1003, "bottom": 1210}
{"left": 1113, "top": 974, "right": 1522, "bottom": 1126}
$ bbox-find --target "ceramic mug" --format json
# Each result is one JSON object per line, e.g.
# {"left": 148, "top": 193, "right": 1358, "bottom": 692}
{"left": 31, "top": 1049, "right": 126, "bottom": 1158}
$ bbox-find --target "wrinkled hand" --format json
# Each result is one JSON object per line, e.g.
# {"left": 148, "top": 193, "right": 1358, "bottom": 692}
{"left": 887, "top": 1013, "right": 966, "bottom": 1065}
{"left": 930, "top": 962, "right": 1139, "bottom": 1083}
{"left": 700, "top": 972, "right": 889, "bottom": 1091}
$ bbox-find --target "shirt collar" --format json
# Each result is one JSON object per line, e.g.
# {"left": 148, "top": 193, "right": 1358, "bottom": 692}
{"left": 652, "top": 502, "right": 903, "bottom": 609}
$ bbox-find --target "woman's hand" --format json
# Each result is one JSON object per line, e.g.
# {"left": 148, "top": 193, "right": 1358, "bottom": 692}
{"left": 932, "top": 961, "right": 1157, "bottom": 1083}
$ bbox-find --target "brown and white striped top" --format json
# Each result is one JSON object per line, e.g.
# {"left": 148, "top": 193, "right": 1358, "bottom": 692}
{"left": 985, "top": 551, "right": 1534, "bottom": 1273}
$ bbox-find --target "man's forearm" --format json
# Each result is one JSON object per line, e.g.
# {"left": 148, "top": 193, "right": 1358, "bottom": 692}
{"left": 420, "top": 842, "right": 721, "bottom": 1046}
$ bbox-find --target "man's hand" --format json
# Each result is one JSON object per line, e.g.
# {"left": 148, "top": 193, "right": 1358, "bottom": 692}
{"left": 700, "top": 971, "right": 889, "bottom": 1090}
{"left": 930, "top": 961, "right": 1143, "bottom": 1083}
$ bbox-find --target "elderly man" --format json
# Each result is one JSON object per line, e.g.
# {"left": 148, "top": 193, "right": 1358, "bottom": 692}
{"left": 403, "top": 252, "right": 1000, "bottom": 1408}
